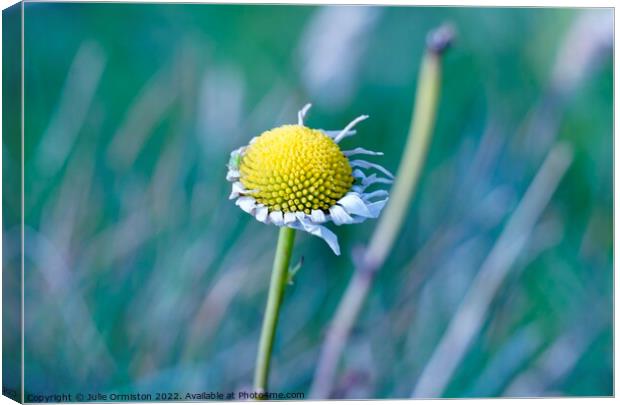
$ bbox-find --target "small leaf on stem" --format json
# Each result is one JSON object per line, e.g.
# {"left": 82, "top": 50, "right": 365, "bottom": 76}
{"left": 287, "top": 256, "right": 304, "bottom": 285}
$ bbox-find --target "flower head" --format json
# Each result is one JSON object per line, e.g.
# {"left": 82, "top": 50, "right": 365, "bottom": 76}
{"left": 227, "top": 104, "right": 392, "bottom": 255}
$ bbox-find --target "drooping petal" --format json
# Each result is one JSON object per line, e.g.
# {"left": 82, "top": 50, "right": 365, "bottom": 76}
{"left": 284, "top": 212, "right": 297, "bottom": 224}
{"left": 350, "top": 159, "right": 394, "bottom": 179}
{"left": 352, "top": 168, "right": 393, "bottom": 186}
{"left": 294, "top": 212, "right": 308, "bottom": 222}
{"left": 334, "top": 115, "right": 369, "bottom": 143}
{"left": 340, "top": 197, "right": 388, "bottom": 225}
{"left": 365, "top": 198, "right": 389, "bottom": 217}
{"left": 362, "top": 174, "right": 393, "bottom": 186}
{"left": 255, "top": 204, "right": 269, "bottom": 223}
{"left": 342, "top": 147, "right": 384, "bottom": 157}
{"left": 298, "top": 103, "right": 312, "bottom": 125}
{"left": 269, "top": 211, "right": 284, "bottom": 226}
{"left": 236, "top": 196, "right": 256, "bottom": 214}
{"left": 229, "top": 181, "right": 245, "bottom": 199}
{"left": 337, "top": 192, "right": 373, "bottom": 217}
{"left": 322, "top": 129, "right": 356, "bottom": 139}
{"left": 310, "top": 209, "right": 327, "bottom": 223}
{"left": 352, "top": 173, "right": 393, "bottom": 194}
{"left": 329, "top": 204, "right": 354, "bottom": 225}
{"left": 352, "top": 168, "right": 367, "bottom": 180}
{"left": 362, "top": 189, "right": 389, "bottom": 201}
{"left": 344, "top": 214, "right": 371, "bottom": 224}
{"left": 226, "top": 169, "right": 240, "bottom": 182}
{"left": 291, "top": 219, "right": 341, "bottom": 256}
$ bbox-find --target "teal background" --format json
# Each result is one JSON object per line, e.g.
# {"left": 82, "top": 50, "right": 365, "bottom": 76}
{"left": 10, "top": 3, "right": 614, "bottom": 399}
{"left": 2, "top": 2, "right": 23, "bottom": 402}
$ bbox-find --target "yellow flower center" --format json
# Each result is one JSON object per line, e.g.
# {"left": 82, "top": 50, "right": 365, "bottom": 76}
{"left": 239, "top": 125, "right": 354, "bottom": 214}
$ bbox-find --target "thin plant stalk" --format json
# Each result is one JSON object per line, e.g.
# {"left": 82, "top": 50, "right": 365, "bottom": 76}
{"left": 254, "top": 226, "right": 296, "bottom": 394}
{"left": 365, "top": 37, "right": 443, "bottom": 268}
{"left": 309, "top": 25, "right": 454, "bottom": 399}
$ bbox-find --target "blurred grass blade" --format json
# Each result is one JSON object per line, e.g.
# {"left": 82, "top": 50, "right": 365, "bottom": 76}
{"left": 35, "top": 41, "right": 105, "bottom": 176}
{"left": 411, "top": 142, "right": 573, "bottom": 398}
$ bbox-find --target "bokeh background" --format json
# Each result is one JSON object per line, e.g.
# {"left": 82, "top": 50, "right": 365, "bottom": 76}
{"left": 3, "top": 3, "right": 613, "bottom": 399}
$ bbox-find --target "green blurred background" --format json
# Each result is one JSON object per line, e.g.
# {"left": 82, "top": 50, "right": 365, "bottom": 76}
{"left": 3, "top": 3, "right": 613, "bottom": 399}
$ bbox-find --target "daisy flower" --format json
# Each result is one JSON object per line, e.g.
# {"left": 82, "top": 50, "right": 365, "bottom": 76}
{"left": 226, "top": 103, "right": 392, "bottom": 255}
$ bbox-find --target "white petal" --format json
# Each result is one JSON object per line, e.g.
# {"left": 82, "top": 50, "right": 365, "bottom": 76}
{"left": 337, "top": 193, "right": 373, "bottom": 217}
{"left": 352, "top": 174, "right": 393, "bottom": 194}
{"left": 322, "top": 129, "right": 356, "bottom": 139}
{"left": 269, "top": 211, "right": 284, "bottom": 226}
{"left": 349, "top": 215, "right": 368, "bottom": 224}
{"left": 297, "top": 103, "right": 312, "bottom": 125}
{"left": 361, "top": 173, "right": 394, "bottom": 187}
{"left": 343, "top": 147, "right": 384, "bottom": 157}
{"left": 310, "top": 209, "right": 327, "bottom": 223}
{"left": 255, "top": 205, "right": 269, "bottom": 223}
{"left": 236, "top": 196, "right": 256, "bottom": 214}
{"left": 284, "top": 212, "right": 296, "bottom": 224}
{"left": 366, "top": 198, "right": 389, "bottom": 217}
{"left": 362, "top": 189, "right": 389, "bottom": 200}
{"left": 352, "top": 168, "right": 366, "bottom": 180}
{"left": 350, "top": 159, "right": 394, "bottom": 179}
{"left": 329, "top": 205, "right": 354, "bottom": 225}
{"left": 334, "top": 115, "right": 369, "bottom": 143}
{"left": 226, "top": 169, "right": 240, "bottom": 182}
{"left": 291, "top": 219, "right": 341, "bottom": 256}
{"left": 229, "top": 181, "right": 245, "bottom": 199}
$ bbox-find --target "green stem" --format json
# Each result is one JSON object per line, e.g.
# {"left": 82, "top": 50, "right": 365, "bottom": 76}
{"left": 309, "top": 24, "right": 453, "bottom": 399}
{"left": 365, "top": 50, "right": 442, "bottom": 268}
{"left": 253, "top": 226, "right": 296, "bottom": 394}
